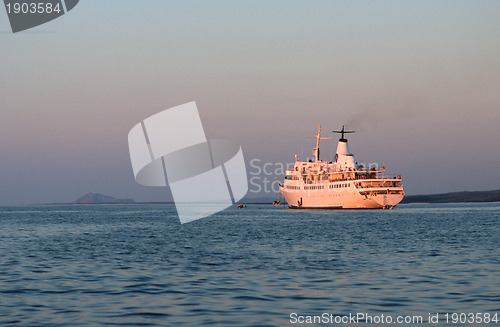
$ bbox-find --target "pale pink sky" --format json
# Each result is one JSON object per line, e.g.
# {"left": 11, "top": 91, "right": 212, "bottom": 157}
{"left": 1, "top": 1, "right": 499, "bottom": 204}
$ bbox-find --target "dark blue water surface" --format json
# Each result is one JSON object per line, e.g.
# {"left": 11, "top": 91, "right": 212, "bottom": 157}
{"left": 0, "top": 203, "right": 498, "bottom": 326}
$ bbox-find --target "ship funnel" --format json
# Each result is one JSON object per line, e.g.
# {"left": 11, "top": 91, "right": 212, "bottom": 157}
{"left": 336, "top": 138, "right": 352, "bottom": 156}
{"left": 333, "top": 126, "right": 356, "bottom": 169}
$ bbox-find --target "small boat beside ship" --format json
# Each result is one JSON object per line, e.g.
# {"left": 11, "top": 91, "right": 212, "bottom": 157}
{"left": 279, "top": 125, "right": 404, "bottom": 209}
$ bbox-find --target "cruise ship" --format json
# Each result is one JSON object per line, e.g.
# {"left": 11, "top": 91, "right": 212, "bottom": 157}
{"left": 279, "top": 125, "right": 404, "bottom": 209}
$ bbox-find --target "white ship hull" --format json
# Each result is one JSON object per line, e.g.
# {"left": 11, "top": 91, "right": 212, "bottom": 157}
{"left": 280, "top": 180, "right": 404, "bottom": 209}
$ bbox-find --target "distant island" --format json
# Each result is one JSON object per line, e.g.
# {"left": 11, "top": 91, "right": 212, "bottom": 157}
{"left": 401, "top": 189, "right": 500, "bottom": 204}
{"left": 73, "top": 193, "right": 135, "bottom": 204}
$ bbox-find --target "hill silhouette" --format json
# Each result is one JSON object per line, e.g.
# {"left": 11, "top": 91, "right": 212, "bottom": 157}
{"left": 402, "top": 190, "right": 500, "bottom": 204}
{"left": 73, "top": 193, "right": 135, "bottom": 204}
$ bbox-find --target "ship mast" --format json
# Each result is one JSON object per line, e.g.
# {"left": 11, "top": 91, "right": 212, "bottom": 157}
{"left": 309, "top": 124, "right": 332, "bottom": 162}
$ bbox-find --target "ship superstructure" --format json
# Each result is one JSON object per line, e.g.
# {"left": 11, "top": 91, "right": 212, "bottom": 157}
{"left": 279, "top": 125, "right": 404, "bottom": 209}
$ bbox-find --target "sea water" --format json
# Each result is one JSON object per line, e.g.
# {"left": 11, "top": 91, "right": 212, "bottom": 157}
{"left": 0, "top": 203, "right": 498, "bottom": 326}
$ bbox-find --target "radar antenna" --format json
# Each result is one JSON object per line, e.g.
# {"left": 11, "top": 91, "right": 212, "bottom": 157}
{"left": 332, "top": 125, "right": 355, "bottom": 141}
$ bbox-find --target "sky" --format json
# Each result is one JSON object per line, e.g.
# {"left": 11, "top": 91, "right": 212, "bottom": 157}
{"left": 1, "top": 0, "right": 499, "bottom": 205}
